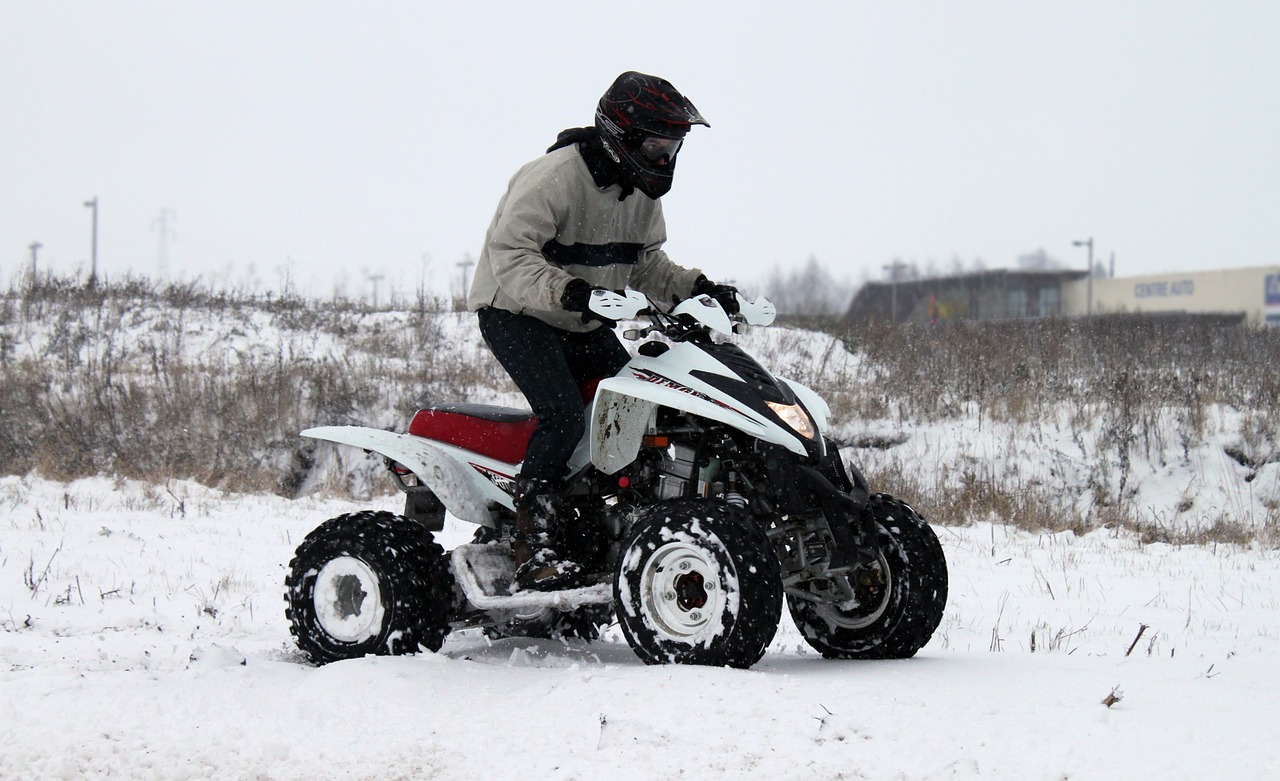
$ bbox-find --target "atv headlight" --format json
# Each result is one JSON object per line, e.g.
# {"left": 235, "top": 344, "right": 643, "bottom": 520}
{"left": 766, "top": 401, "right": 816, "bottom": 440}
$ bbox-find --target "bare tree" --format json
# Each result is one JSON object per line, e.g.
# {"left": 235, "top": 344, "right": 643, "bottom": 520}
{"left": 764, "top": 255, "right": 853, "bottom": 315}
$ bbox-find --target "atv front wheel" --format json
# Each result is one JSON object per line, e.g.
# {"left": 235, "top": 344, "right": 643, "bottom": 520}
{"left": 285, "top": 510, "right": 454, "bottom": 665}
{"left": 787, "top": 494, "right": 947, "bottom": 659}
{"left": 614, "top": 500, "right": 782, "bottom": 669}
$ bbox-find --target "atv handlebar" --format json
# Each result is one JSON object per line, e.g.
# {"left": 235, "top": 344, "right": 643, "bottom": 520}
{"left": 587, "top": 289, "right": 649, "bottom": 321}
{"left": 732, "top": 292, "right": 777, "bottom": 327}
{"left": 591, "top": 288, "right": 777, "bottom": 343}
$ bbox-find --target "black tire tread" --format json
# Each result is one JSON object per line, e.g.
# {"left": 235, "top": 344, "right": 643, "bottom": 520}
{"left": 614, "top": 499, "right": 783, "bottom": 669}
{"left": 284, "top": 510, "right": 454, "bottom": 665}
{"left": 789, "top": 494, "right": 948, "bottom": 660}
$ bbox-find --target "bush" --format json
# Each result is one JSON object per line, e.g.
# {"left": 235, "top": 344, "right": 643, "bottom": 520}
{"left": 0, "top": 273, "right": 503, "bottom": 495}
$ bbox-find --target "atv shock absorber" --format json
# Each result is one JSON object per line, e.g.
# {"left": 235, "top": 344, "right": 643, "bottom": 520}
{"left": 722, "top": 472, "right": 748, "bottom": 508}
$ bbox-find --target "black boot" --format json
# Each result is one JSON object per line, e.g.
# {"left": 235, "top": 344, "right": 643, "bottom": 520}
{"left": 511, "top": 477, "right": 585, "bottom": 591}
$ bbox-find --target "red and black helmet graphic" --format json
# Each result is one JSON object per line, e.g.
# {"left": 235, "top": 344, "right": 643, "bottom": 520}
{"left": 595, "top": 71, "right": 709, "bottom": 140}
{"left": 594, "top": 71, "right": 709, "bottom": 199}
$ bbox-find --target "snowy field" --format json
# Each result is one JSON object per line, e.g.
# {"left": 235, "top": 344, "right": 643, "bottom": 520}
{"left": 2, "top": 475, "right": 1277, "bottom": 780}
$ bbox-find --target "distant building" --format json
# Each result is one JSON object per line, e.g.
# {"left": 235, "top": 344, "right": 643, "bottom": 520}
{"left": 1073, "top": 265, "right": 1280, "bottom": 326}
{"left": 846, "top": 265, "right": 1280, "bottom": 326}
{"left": 844, "top": 269, "right": 1087, "bottom": 324}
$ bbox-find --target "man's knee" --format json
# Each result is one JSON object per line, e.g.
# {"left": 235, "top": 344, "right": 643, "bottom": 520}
{"left": 540, "top": 404, "right": 586, "bottom": 444}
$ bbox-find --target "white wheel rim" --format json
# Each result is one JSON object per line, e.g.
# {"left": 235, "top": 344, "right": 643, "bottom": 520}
{"left": 640, "top": 541, "right": 728, "bottom": 642}
{"left": 817, "top": 552, "right": 892, "bottom": 630}
{"left": 314, "top": 556, "right": 385, "bottom": 643}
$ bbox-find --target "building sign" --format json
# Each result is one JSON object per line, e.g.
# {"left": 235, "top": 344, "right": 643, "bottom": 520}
{"left": 1134, "top": 279, "right": 1195, "bottom": 298}
{"left": 1267, "top": 273, "right": 1280, "bottom": 326}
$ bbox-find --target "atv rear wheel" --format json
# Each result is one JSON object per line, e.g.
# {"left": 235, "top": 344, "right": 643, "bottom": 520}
{"left": 614, "top": 500, "right": 782, "bottom": 669}
{"left": 285, "top": 510, "right": 454, "bottom": 665}
{"left": 787, "top": 494, "right": 947, "bottom": 659}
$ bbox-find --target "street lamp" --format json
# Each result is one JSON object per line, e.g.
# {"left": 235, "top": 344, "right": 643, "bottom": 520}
{"left": 1073, "top": 237, "right": 1093, "bottom": 316}
{"left": 84, "top": 197, "right": 99, "bottom": 288}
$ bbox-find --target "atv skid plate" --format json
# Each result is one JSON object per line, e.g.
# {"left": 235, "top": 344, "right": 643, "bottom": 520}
{"left": 451, "top": 543, "right": 611, "bottom": 612}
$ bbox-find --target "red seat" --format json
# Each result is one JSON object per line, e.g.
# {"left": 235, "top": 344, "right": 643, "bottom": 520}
{"left": 407, "top": 378, "right": 605, "bottom": 466}
{"left": 408, "top": 405, "right": 537, "bottom": 465}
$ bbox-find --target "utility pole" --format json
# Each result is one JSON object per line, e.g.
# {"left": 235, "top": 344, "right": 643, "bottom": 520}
{"left": 28, "top": 241, "right": 42, "bottom": 278}
{"left": 153, "top": 207, "right": 175, "bottom": 280}
{"left": 881, "top": 260, "right": 909, "bottom": 323}
{"left": 367, "top": 272, "right": 386, "bottom": 308}
{"left": 84, "top": 197, "right": 99, "bottom": 288}
{"left": 1073, "top": 237, "right": 1094, "bottom": 316}
{"left": 457, "top": 253, "right": 475, "bottom": 298}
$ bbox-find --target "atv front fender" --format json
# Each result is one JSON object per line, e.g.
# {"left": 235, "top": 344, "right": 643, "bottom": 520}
{"left": 302, "top": 426, "right": 494, "bottom": 525}
{"left": 589, "top": 387, "right": 657, "bottom": 475}
{"left": 589, "top": 371, "right": 814, "bottom": 474}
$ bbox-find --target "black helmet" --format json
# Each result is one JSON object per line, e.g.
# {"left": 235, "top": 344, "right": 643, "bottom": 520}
{"left": 594, "top": 71, "right": 709, "bottom": 199}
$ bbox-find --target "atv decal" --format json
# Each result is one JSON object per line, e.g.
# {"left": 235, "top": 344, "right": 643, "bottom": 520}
{"left": 630, "top": 368, "right": 750, "bottom": 418}
{"left": 471, "top": 463, "right": 517, "bottom": 496}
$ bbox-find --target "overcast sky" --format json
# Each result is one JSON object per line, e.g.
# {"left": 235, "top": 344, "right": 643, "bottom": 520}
{"left": 4, "top": 2, "right": 1278, "bottom": 300}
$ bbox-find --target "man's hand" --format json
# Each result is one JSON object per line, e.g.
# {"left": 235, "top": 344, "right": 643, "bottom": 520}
{"left": 561, "top": 278, "right": 616, "bottom": 323}
{"left": 692, "top": 275, "right": 740, "bottom": 315}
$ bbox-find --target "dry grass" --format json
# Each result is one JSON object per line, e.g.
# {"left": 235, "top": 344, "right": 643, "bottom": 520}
{"left": 0, "top": 273, "right": 505, "bottom": 495}
{"left": 821, "top": 315, "right": 1280, "bottom": 543}
{"left": 835, "top": 316, "right": 1280, "bottom": 430}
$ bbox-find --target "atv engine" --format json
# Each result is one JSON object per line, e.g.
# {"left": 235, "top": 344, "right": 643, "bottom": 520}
{"left": 654, "top": 441, "right": 701, "bottom": 499}
{"left": 649, "top": 440, "right": 745, "bottom": 507}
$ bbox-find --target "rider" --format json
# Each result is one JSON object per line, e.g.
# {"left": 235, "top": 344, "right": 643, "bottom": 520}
{"left": 468, "top": 71, "right": 739, "bottom": 591}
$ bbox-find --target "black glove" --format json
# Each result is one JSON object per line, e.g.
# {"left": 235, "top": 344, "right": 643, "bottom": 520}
{"left": 692, "top": 275, "right": 740, "bottom": 315}
{"left": 560, "top": 278, "right": 615, "bottom": 324}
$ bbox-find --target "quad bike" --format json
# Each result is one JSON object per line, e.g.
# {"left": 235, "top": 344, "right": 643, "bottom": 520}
{"left": 284, "top": 290, "right": 948, "bottom": 669}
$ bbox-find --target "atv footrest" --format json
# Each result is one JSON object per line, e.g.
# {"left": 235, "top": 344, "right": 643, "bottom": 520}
{"left": 451, "top": 543, "right": 611, "bottom": 612}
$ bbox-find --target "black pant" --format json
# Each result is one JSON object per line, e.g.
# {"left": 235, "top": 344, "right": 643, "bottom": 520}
{"left": 477, "top": 308, "right": 631, "bottom": 482}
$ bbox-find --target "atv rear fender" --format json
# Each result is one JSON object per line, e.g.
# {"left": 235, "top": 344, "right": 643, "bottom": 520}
{"left": 302, "top": 426, "right": 497, "bottom": 526}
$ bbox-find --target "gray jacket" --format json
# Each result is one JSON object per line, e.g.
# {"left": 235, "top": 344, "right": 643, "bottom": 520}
{"left": 467, "top": 145, "right": 702, "bottom": 332}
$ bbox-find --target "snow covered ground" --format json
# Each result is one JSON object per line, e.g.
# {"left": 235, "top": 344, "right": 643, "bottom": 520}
{"left": 2, "top": 475, "right": 1277, "bottom": 780}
